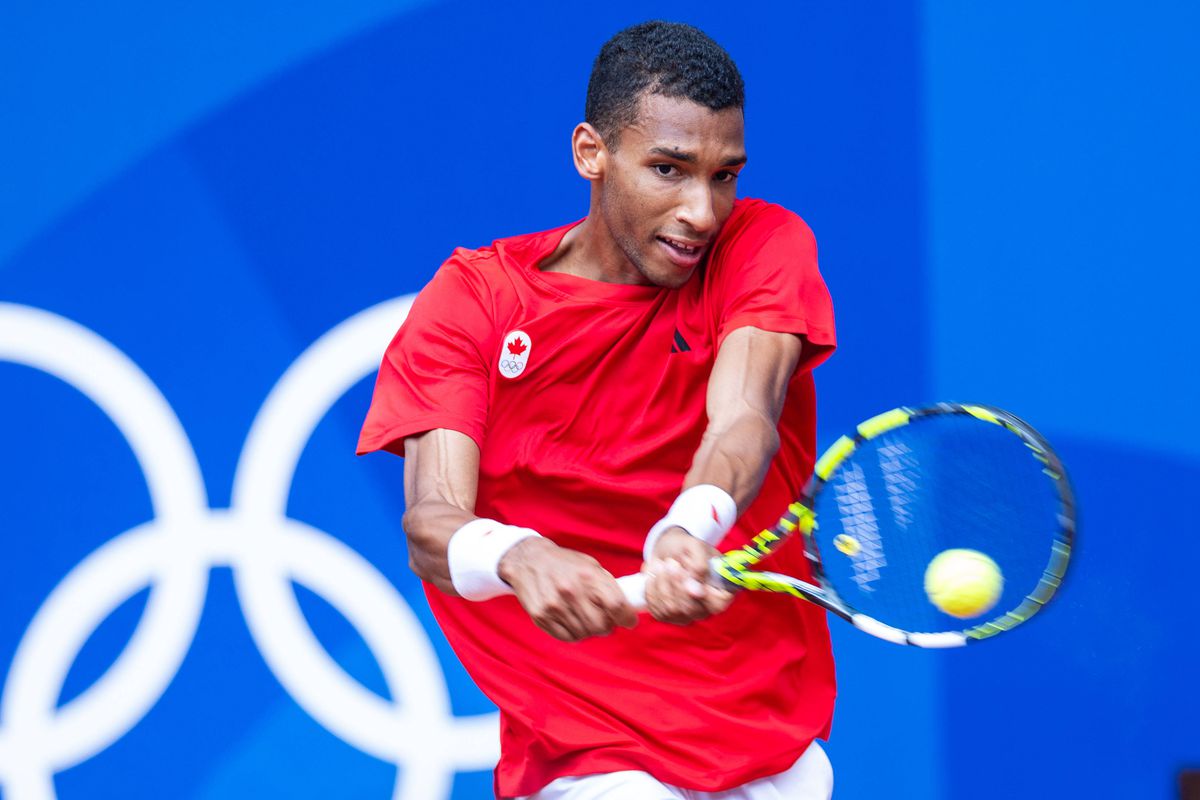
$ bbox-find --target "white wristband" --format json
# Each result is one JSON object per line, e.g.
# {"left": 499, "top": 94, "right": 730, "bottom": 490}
{"left": 447, "top": 518, "right": 542, "bottom": 601}
{"left": 643, "top": 484, "right": 738, "bottom": 561}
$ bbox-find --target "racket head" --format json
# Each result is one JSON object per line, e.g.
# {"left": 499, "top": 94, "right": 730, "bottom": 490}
{"left": 795, "top": 403, "right": 1075, "bottom": 645}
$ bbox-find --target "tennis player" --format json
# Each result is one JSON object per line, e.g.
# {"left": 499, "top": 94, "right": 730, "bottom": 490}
{"left": 359, "top": 21, "right": 837, "bottom": 800}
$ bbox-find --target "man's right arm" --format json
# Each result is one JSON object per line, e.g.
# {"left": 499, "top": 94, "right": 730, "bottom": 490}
{"left": 402, "top": 428, "right": 637, "bottom": 641}
{"left": 401, "top": 427, "right": 480, "bottom": 592}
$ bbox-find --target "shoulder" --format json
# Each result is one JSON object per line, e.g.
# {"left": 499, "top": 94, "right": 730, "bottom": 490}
{"left": 700, "top": 198, "right": 836, "bottom": 354}
{"left": 428, "top": 242, "right": 502, "bottom": 299}
{"left": 427, "top": 222, "right": 573, "bottom": 302}
{"left": 714, "top": 197, "right": 815, "bottom": 254}
{"left": 704, "top": 199, "right": 818, "bottom": 289}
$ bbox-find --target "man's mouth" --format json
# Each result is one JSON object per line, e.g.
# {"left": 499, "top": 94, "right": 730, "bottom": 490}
{"left": 656, "top": 235, "right": 708, "bottom": 268}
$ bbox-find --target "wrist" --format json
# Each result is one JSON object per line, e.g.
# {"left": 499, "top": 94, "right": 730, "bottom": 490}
{"left": 496, "top": 535, "right": 559, "bottom": 586}
{"left": 643, "top": 484, "right": 737, "bottom": 561}
{"left": 649, "top": 526, "right": 701, "bottom": 560}
{"left": 447, "top": 518, "right": 543, "bottom": 601}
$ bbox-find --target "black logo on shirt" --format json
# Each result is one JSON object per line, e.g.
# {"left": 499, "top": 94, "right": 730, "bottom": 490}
{"left": 670, "top": 329, "right": 692, "bottom": 354}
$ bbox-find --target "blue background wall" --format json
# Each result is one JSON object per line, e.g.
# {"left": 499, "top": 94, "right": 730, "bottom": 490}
{"left": 1, "top": 1, "right": 1196, "bottom": 797}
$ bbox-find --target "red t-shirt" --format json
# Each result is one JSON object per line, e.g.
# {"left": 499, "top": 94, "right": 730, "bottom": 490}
{"left": 358, "top": 198, "right": 837, "bottom": 797}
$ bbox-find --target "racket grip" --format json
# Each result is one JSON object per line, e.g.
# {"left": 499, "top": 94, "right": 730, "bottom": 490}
{"left": 616, "top": 573, "right": 647, "bottom": 611}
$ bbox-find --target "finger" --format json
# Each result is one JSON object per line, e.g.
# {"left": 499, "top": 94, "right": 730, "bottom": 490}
{"left": 643, "top": 567, "right": 674, "bottom": 619}
{"left": 591, "top": 593, "right": 635, "bottom": 632}
{"left": 674, "top": 573, "right": 728, "bottom": 620}
{"left": 537, "top": 614, "right": 580, "bottom": 642}
{"left": 641, "top": 557, "right": 665, "bottom": 578}
{"left": 532, "top": 586, "right": 593, "bottom": 641}
{"left": 580, "top": 568, "right": 638, "bottom": 638}
{"left": 648, "top": 559, "right": 685, "bottom": 609}
{"left": 582, "top": 567, "right": 638, "bottom": 631}
{"left": 613, "top": 601, "right": 639, "bottom": 629}
{"left": 653, "top": 561, "right": 709, "bottom": 623}
{"left": 645, "top": 558, "right": 678, "bottom": 596}
{"left": 682, "top": 553, "right": 721, "bottom": 598}
{"left": 675, "top": 541, "right": 712, "bottom": 576}
{"left": 638, "top": 560, "right": 661, "bottom": 603}
{"left": 566, "top": 592, "right": 614, "bottom": 642}
{"left": 593, "top": 575, "right": 639, "bottom": 629}
{"left": 667, "top": 559, "right": 707, "bottom": 600}
{"left": 699, "top": 584, "right": 736, "bottom": 616}
{"left": 654, "top": 561, "right": 708, "bottom": 621}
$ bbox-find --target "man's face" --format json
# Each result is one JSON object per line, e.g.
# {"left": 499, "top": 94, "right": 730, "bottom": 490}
{"left": 598, "top": 93, "right": 746, "bottom": 288}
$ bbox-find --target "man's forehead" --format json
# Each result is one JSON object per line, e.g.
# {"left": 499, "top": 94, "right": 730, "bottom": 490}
{"left": 633, "top": 92, "right": 743, "bottom": 127}
{"left": 625, "top": 93, "right": 745, "bottom": 154}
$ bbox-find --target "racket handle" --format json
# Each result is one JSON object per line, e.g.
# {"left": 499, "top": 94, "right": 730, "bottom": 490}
{"left": 616, "top": 573, "right": 647, "bottom": 611}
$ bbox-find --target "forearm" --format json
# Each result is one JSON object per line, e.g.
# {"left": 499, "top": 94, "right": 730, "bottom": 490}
{"left": 645, "top": 327, "right": 799, "bottom": 565}
{"left": 402, "top": 428, "right": 483, "bottom": 595}
{"left": 641, "top": 417, "right": 779, "bottom": 625}
{"left": 643, "top": 410, "right": 778, "bottom": 567}
{"left": 401, "top": 430, "right": 632, "bottom": 639}
{"left": 405, "top": 496, "right": 555, "bottom": 601}
{"left": 678, "top": 326, "right": 798, "bottom": 514}
{"left": 682, "top": 407, "right": 781, "bottom": 514}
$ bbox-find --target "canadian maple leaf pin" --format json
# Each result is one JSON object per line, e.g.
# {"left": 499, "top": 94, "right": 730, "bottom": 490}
{"left": 507, "top": 337, "right": 527, "bottom": 356}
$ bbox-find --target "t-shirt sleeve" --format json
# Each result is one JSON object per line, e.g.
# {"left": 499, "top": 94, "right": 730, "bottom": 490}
{"left": 713, "top": 204, "right": 836, "bottom": 374}
{"left": 356, "top": 256, "right": 495, "bottom": 456}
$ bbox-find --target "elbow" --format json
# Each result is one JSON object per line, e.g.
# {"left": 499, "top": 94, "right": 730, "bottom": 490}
{"left": 708, "top": 408, "right": 781, "bottom": 458}
{"left": 401, "top": 503, "right": 441, "bottom": 583}
{"left": 737, "top": 412, "right": 783, "bottom": 477}
{"left": 400, "top": 504, "right": 421, "bottom": 541}
{"left": 748, "top": 406, "right": 782, "bottom": 454}
{"left": 747, "top": 422, "right": 782, "bottom": 474}
{"left": 762, "top": 418, "right": 782, "bottom": 457}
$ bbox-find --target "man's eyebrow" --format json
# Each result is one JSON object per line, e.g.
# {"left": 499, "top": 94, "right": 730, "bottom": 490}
{"left": 649, "top": 146, "right": 697, "bottom": 163}
{"left": 648, "top": 146, "right": 747, "bottom": 168}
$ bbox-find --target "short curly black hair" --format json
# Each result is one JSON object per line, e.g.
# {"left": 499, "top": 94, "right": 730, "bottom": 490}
{"left": 585, "top": 21, "right": 745, "bottom": 148}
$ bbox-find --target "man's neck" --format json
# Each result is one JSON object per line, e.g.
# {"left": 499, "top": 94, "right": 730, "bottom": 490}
{"left": 539, "top": 215, "right": 649, "bottom": 286}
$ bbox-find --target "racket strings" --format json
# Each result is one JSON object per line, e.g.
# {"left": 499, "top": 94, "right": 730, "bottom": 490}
{"left": 811, "top": 413, "right": 1067, "bottom": 635}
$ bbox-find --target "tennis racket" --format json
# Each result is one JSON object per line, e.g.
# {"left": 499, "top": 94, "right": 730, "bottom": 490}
{"left": 616, "top": 403, "right": 1075, "bottom": 647}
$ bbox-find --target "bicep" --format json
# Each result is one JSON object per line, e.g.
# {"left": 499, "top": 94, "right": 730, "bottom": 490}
{"left": 403, "top": 428, "right": 481, "bottom": 515}
{"left": 705, "top": 326, "right": 803, "bottom": 433}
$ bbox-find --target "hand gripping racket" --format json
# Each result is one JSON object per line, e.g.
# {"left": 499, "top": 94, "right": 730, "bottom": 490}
{"left": 616, "top": 403, "right": 1075, "bottom": 647}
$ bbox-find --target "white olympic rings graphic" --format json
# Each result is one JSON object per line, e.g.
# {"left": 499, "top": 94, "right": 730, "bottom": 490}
{"left": 0, "top": 299, "right": 499, "bottom": 799}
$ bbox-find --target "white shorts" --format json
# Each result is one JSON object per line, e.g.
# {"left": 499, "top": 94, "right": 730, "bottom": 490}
{"left": 515, "top": 740, "right": 833, "bottom": 800}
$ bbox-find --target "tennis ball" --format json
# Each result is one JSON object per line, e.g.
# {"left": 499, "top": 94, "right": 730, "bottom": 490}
{"left": 924, "top": 549, "right": 1003, "bottom": 619}
{"left": 833, "top": 534, "right": 861, "bottom": 556}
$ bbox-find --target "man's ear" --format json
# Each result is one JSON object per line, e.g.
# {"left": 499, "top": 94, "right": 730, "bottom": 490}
{"left": 572, "top": 122, "right": 608, "bottom": 180}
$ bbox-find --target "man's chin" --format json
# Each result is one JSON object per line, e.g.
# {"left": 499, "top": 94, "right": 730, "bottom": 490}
{"left": 641, "top": 266, "right": 695, "bottom": 289}
{"left": 661, "top": 272, "right": 695, "bottom": 289}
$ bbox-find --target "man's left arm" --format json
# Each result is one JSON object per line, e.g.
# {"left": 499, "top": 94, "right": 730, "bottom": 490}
{"left": 643, "top": 324, "right": 803, "bottom": 624}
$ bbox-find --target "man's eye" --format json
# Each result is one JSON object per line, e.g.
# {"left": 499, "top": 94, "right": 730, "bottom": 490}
{"left": 715, "top": 171, "right": 738, "bottom": 183}
{"left": 653, "top": 164, "right": 676, "bottom": 177}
